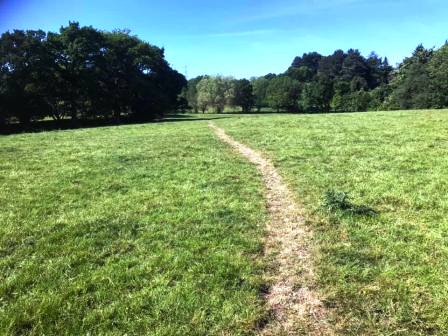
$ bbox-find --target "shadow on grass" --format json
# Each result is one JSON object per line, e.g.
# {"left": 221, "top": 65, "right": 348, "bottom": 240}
{"left": 157, "top": 114, "right": 232, "bottom": 123}
{"left": 2, "top": 110, "right": 375, "bottom": 135}
{"left": 321, "top": 190, "right": 378, "bottom": 217}
{"left": 0, "top": 114, "right": 232, "bottom": 135}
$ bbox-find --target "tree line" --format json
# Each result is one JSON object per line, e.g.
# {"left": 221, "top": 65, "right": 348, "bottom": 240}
{"left": 2, "top": 22, "right": 447, "bottom": 130}
{"left": 184, "top": 42, "right": 448, "bottom": 113}
{"left": 0, "top": 22, "right": 186, "bottom": 129}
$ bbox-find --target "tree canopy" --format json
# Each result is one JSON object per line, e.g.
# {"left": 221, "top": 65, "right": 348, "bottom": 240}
{"left": 2, "top": 22, "right": 448, "bottom": 128}
{"left": 0, "top": 22, "right": 186, "bottom": 129}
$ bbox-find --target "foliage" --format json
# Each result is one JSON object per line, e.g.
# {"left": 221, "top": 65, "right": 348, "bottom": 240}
{"left": 232, "top": 79, "right": 254, "bottom": 113}
{"left": 244, "top": 48, "right": 396, "bottom": 113}
{"left": 428, "top": 43, "right": 448, "bottom": 108}
{"left": 385, "top": 45, "right": 434, "bottom": 110}
{"left": 0, "top": 29, "right": 52, "bottom": 124}
{"left": 0, "top": 23, "right": 186, "bottom": 128}
{"left": 289, "top": 49, "right": 393, "bottom": 112}
{"left": 182, "top": 76, "right": 204, "bottom": 112}
{"left": 266, "top": 76, "right": 300, "bottom": 112}
{"left": 322, "top": 190, "right": 376, "bottom": 216}
{"left": 251, "top": 77, "right": 270, "bottom": 112}
{"left": 300, "top": 77, "right": 332, "bottom": 112}
{"left": 196, "top": 76, "right": 234, "bottom": 113}
{"left": 322, "top": 190, "right": 353, "bottom": 211}
{"left": 3, "top": 23, "right": 448, "bottom": 120}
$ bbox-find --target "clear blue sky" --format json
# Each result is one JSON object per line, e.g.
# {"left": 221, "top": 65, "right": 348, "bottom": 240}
{"left": 1, "top": 0, "right": 447, "bottom": 78}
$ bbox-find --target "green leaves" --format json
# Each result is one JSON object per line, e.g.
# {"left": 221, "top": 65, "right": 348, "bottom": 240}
{"left": 0, "top": 23, "right": 186, "bottom": 128}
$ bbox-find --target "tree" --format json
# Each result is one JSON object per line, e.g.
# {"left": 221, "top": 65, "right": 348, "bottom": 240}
{"left": 347, "top": 90, "right": 371, "bottom": 112}
{"left": 286, "top": 48, "right": 394, "bottom": 113}
{"left": 266, "top": 76, "right": 300, "bottom": 112}
{"left": 182, "top": 76, "right": 204, "bottom": 112}
{"left": 252, "top": 77, "right": 270, "bottom": 112}
{"left": 341, "top": 49, "right": 369, "bottom": 83}
{"left": 300, "top": 76, "right": 333, "bottom": 113}
{"left": 286, "top": 66, "right": 314, "bottom": 82}
{"left": 232, "top": 79, "right": 254, "bottom": 113}
{"left": 330, "top": 81, "right": 350, "bottom": 112}
{"left": 101, "top": 29, "right": 185, "bottom": 121}
{"left": 0, "top": 29, "right": 52, "bottom": 125}
{"left": 56, "top": 22, "right": 107, "bottom": 121}
{"left": 368, "top": 85, "right": 391, "bottom": 111}
{"left": 318, "top": 49, "right": 345, "bottom": 80}
{"left": 385, "top": 45, "right": 434, "bottom": 110}
{"left": 197, "top": 77, "right": 216, "bottom": 113}
{"left": 428, "top": 42, "right": 448, "bottom": 108}
{"left": 196, "top": 76, "right": 233, "bottom": 113}
{"left": 0, "top": 23, "right": 186, "bottom": 129}
{"left": 290, "top": 52, "right": 322, "bottom": 75}
{"left": 366, "top": 52, "right": 392, "bottom": 88}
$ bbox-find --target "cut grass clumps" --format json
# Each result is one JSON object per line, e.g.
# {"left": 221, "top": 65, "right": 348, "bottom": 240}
{"left": 322, "top": 190, "right": 376, "bottom": 216}
{"left": 0, "top": 120, "right": 267, "bottom": 335}
{"left": 322, "top": 190, "right": 352, "bottom": 212}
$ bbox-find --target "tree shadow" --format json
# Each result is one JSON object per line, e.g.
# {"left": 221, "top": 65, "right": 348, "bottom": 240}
{"left": 0, "top": 114, "right": 231, "bottom": 135}
{"left": 321, "top": 190, "right": 378, "bottom": 217}
{"left": 156, "top": 114, "right": 232, "bottom": 123}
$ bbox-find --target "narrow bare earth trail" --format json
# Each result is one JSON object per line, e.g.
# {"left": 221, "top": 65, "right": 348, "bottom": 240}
{"left": 209, "top": 122, "right": 333, "bottom": 336}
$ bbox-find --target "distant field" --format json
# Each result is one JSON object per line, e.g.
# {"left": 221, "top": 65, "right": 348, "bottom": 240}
{"left": 0, "top": 121, "right": 267, "bottom": 335}
{"left": 216, "top": 110, "right": 448, "bottom": 335}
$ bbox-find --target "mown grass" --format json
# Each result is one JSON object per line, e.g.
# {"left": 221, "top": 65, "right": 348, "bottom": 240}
{"left": 0, "top": 120, "right": 267, "bottom": 335}
{"left": 216, "top": 110, "right": 448, "bottom": 335}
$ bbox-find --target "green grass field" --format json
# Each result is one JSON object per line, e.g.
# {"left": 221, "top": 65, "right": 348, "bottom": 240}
{"left": 0, "top": 121, "right": 267, "bottom": 335}
{"left": 215, "top": 110, "right": 448, "bottom": 335}
{"left": 1, "top": 110, "right": 448, "bottom": 335}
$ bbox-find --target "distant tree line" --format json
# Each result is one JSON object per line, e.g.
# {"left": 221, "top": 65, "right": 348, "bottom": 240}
{"left": 0, "top": 22, "right": 186, "bottom": 129}
{"left": 2, "top": 23, "right": 447, "bottom": 130}
{"left": 184, "top": 42, "right": 448, "bottom": 113}
{"left": 180, "top": 75, "right": 255, "bottom": 113}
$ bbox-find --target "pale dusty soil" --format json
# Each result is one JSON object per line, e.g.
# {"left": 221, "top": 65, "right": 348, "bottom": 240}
{"left": 209, "top": 122, "right": 333, "bottom": 336}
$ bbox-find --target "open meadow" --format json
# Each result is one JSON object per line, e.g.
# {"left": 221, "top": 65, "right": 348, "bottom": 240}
{"left": 2, "top": 0, "right": 448, "bottom": 334}
{"left": 0, "top": 120, "right": 267, "bottom": 335}
{"left": 1, "top": 109, "right": 448, "bottom": 335}
{"left": 215, "top": 109, "right": 448, "bottom": 335}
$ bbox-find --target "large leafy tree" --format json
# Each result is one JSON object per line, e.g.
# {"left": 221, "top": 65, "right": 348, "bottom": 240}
{"left": 196, "top": 76, "right": 234, "bottom": 113}
{"left": 0, "top": 23, "right": 186, "bottom": 128}
{"left": 232, "top": 79, "right": 254, "bottom": 113}
{"left": 252, "top": 77, "right": 270, "bottom": 112}
{"left": 291, "top": 52, "right": 322, "bottom": 76}
{"left": 266, "top": 76, "right": 300, "bottom": 112}
{"left": 341, "top": 49, "right": 370, "bottom": 84}
{"left": 56, "top": 22, "right": 106, "bottom": 121}
{"left": 300, "top": 76, "right": 333, "bottom": 113}
{"left": 286, "top": 48, "right": 393, "bottom": 112}
{"left": 428, "top": 42, "right": 448, "bottom": 108}
{"left": 385, "top": 45, "right": 434, "bottom": 110}
{"left": 104, "top": 31, "right": 186, "bottom": 120}
{"left": 317, "top": 49, "right": 345, "bottom": 80}
{"left": 182, "top": 76, "right": 204, "bottom": 112}
{"left": 0, "top": 29, "right": 53, "bottom": 125}
{"left": 366, "top": 52, "right": 392, "bottom": 88}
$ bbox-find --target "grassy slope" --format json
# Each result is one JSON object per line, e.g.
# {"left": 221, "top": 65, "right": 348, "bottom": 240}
{"left": 216, "top": 110, "right": 448, "bottom": 335}
{"left": 0, "top": 120, "right": 267, "bottom": 335}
